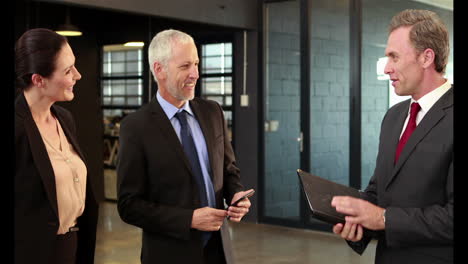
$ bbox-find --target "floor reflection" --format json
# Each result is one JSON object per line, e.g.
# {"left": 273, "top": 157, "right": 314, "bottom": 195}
{"left": 95, "top": 201, "right": 376, "bottom": 264}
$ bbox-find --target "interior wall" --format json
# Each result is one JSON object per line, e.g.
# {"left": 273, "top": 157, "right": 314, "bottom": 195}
{"left": 263, "top": 0, "right": 302, "bottom": 220}
{"left": 233, "top": 30, "right": 259, "bottom": 222}
{"left": 38, "top": 0, "right": 259, "bottom": 30}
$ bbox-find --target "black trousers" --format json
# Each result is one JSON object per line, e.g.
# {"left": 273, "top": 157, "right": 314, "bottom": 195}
{"left": 54, "top": 231, "right": 78, "bottom": 264}
{"left": 203, "top": 231, "right": 226, "bottom": 264}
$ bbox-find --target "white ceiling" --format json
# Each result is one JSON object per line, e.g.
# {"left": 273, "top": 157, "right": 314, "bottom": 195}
{"left": 411, "top": 0, "right": 453, "bottom": 10}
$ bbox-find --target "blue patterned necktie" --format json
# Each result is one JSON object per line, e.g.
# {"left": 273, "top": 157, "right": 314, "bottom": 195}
{"left": 175, "top": 110, "right": 211, "bottom": 246}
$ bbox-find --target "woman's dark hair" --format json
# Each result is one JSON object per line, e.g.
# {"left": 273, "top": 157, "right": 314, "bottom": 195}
{"left": 15, "top": 28, "right": 68, "bottom": 91}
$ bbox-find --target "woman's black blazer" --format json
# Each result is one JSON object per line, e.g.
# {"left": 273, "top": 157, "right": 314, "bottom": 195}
{"left": 15, "top": 93, "right": 99, "bottom": 264}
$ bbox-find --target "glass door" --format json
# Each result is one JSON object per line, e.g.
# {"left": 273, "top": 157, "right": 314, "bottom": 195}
{"left": 262, "top": 0, "right": 352, "bottom": 230}
{"left": 263, "top": 0, "right": 302, "bottom": 223}
{"left": 262, "top": 0, "right": 453, "bottom": 231}
{"left": 306, "top": 0, "right": 351, "bottom": 228}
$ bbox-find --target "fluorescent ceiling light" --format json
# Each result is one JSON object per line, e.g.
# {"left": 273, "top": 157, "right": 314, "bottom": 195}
{"left": 124, "top": 42, "right": 145, "bottom": 47}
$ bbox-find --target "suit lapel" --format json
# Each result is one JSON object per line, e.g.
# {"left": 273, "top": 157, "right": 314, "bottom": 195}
{"left": 386, "top": 88, "right": 453, "bottom": 189}
{"left": 18, "top": 94, "right": 59, "bottom": 218}
{"left": 150, "top": 98, "right": 194, "bottom": 174}
{"left": 380, "top": 105, "right": 409, "bottom": 191}
{"left": 52, "top": 106, "right": 86, "bottom": 164}
{"left": 190, "top": 99, "right": 216, "bottom": 182}
{"left": 389, "top": 102, "right": 410, "bottom": 164}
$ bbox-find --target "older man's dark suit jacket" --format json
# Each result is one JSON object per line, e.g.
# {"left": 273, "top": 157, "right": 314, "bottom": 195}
{"left": 117, "top": 97, "right": 244, "bottom": 264}
{"left": 14, "top": 93, "right": 99, "bottom": 264}
{"left": 349, "top": 87, "right": 453, "bottom": 263}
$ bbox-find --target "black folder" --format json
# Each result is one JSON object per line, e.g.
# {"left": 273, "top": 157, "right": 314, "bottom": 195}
{"left": 297, "top": 169, "right": 362, "bottom": 225}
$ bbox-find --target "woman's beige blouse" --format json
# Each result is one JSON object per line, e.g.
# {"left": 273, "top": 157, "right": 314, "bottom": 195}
{"left": 40, "top": 117, "right": 87, "bottom": 235}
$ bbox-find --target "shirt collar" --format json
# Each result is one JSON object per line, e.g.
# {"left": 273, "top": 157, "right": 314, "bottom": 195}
{"left": 410, "top": 79, "right": 451, "bottom": 114}
{"left": 156, "top": 91, "right": 194, "bottom": 119}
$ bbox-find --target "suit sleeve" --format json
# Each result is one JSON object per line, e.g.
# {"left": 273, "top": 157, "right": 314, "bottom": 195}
{"left": 346, "top": 110, "right": 389, "bottom": 255}
{"left": 344, "top": 175, "right": 380, "bottom": 255}
{"left": 344, "top": 174, "right": 380, "bottom": 255}
{"left": 384, "top": 159, "right": 453, "bottom": 248}
{"left": 116, "top": 115, "right": 194, "bottom": 241}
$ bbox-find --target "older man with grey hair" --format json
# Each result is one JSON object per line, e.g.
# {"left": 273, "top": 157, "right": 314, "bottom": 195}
{"left": 117, "top": 29, "right": 254, "bottom": 264}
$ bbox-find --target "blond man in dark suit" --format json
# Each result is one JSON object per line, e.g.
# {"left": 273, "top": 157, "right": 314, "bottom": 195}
{"left": 331, "top": 9, "right": 453, "bottom": 264}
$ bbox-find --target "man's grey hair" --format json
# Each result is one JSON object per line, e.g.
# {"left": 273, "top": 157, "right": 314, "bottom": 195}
{"left": 148, "top": 29, "right": 195, "bottom": 83}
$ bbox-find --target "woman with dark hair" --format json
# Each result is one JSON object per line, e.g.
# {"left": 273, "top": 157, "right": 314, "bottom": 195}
{"left": 14, "top": 28, "right": 98, "bottom": 264}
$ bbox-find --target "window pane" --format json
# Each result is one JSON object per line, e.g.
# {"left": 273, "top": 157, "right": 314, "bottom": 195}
{"left": 126, "top": 50, "right": 139, "bottom": 61}
{"left": 103, "top": 52, "right": 110, "bottom": 63}
{"left": 111, "top": 51, "right": 125, "bottom": 62}
{"left": 101, "top": 80, "right": 144, "bottom": 106}
{"left": 224, "top": 57, "right": 232, "bottom": 73}
{"left": 112, "top": 97, "right": 125, "bottom": 106}
{"left": 203, "top": 77, "right": 223, "bottom": 94}
{"left": 102, "top": 46, "right": 143, "bottom": 77}
{"left": 102, "top": 80, "right": 111, "bottom": 96}
{"left": 203, "top": 56, "right": 222, "bottom": 73}
{"left": 224, "top": 43, "right": 232, "bottom": 55}
{"left": 103, "top": 63, "right": 111, "bottom": 75}
{"left": 111, "top": 63, "right": 125, "bottom": 75}
{"left": 126, "top": 62, "right": 139, "bottom": 75}
{"left": 111, "top": 81, "right": 125, "bottom": 95}
{"left": 101, "top": 78, "right": 143, "bottom": 106}
{"left": 103, "top": 96, "right": 111, "bottom": 105}
{"left": 126, "top": 79, "right": 142, "bottom": 96}
{"left": 127, "top": 97, "right": 141, "bottom": 105}
{"left": 202, "top": 77, "right": 232, "bottom": 96}
{"left": 203, "top": 43, "right": 223, "bottom": 56}
{"left": 225, "top": 96, "right": 232, "bottom": 106}
{"left": 101, "top": 45, "right": 144, "bottom": 107}
{"left": 206, "top": 96, "right": 223, "bottom": 106}
{"left": 202, "top": 42, "right": 232, "bottom": 74}
{"left": 200, "top": 41, "right": 233, "bottom": 140}
{"left": 224, "top": 77, "right": 232, "bottom": 94}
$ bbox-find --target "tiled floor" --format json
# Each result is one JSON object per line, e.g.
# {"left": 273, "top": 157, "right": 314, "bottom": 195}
{"left": 95, "top": 201, "right": 376, "bottom": 263}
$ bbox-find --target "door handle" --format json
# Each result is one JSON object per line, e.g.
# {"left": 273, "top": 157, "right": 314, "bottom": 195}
{"left": 297, "top": 132, "right": 303, "bottom": 152}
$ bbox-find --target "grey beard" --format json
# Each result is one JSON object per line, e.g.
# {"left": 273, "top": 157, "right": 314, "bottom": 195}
{"left": 167, "top": 86, "right": 194, "bottom": 101}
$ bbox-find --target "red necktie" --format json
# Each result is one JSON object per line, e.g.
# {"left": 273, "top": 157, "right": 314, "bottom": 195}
{"left": 394, "top": 102, "right": 421, "bottom": 164}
